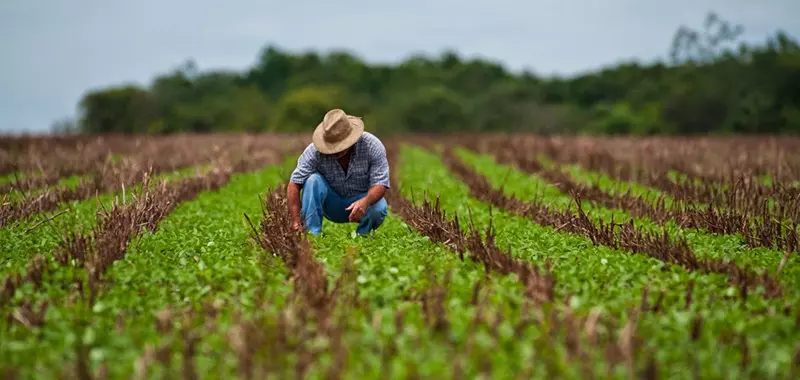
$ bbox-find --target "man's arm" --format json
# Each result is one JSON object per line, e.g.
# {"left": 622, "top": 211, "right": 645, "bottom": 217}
{"left": 345, "top": 185, "right": 386, "bottom": 222}
{"left": 287, "top": 144, "right": 318, "bottom": 230}
{"left": 346, "top": 135, "right": 391, "bottom": 222}
{"left": 287, "top": 182, "right": 303, "bottom": 230}
{"left": 362, "top": 184, "right": 386, "bottom": 205}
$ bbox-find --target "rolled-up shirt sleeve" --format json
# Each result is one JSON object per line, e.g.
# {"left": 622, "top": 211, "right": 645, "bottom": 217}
{"left": 368, "top": 138, "right": 391, "bottom": 189}
{"left": 289, "top": 144, "right": 318, "bottom": 185}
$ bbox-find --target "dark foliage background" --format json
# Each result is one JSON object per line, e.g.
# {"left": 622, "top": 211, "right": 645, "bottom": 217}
{"left": 61, "top": 13, "right": 800, "bottom": 136}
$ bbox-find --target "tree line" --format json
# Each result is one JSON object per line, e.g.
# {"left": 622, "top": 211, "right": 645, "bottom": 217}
{"left": 59, "top": 12, "right": 800, "bottom": 135}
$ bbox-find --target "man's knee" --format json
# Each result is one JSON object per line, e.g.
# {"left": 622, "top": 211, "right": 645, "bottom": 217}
{"left": 302, "top": 173, "right": 328, "bottom": 198}
{"left": 305, "top": 173, "right": 325, "bottom": 188}
{"left": 356, "top": 198, "right": 387, "bottom": 235}
{"left": 365, "top": 198, "right": 388, "bottom": 221}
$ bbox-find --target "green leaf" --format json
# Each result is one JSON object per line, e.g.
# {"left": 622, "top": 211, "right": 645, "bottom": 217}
{"left": 92, "top": 302, "right": 106, "bottom": 313}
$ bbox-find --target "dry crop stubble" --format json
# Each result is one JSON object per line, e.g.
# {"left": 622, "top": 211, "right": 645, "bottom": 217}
{"left": 3, "top": 136, "right": 312, "bottom": 376}
{"left": 438, "top": 146, "right": 782, "bottom": 300}
{"left": 448, "top": 142, "right": 800, "bottom": 327}
{"left": 76, "top": 153, "right": 301, "bottom": 379}
{"left": 240, "top": 189, "right": 365, "bottom": 377}
{"left": 191, "top": 143, "right": 654, "bottom": 378}
{"left": 385, "top": 142, "right": 557, "bottom": 305}
{"left": 2, "top": 134, "right": 800, "bottom": 378}
{"left": 395, "top": 141, "right": 800, "bottom": 378}
{"left": 472, "top": 135, "right": 800, "bottom": 215}
{"left": 6, "top": 135, "right": 299, "bottom": 292}
{"left": 0, "top": 133, "right": 299, "bottom": 227}
{"left": 1, "top": 139, "right": 302, "bottom": 378}
{"left": 455, "top": 135, "right": 800, "bottom": 255}
{"left": 449, "top": 139, "right": 800, "bottom": 306}
{"left": 385, "top": 141, "right": 750, "bottom": 378}
{"left": 1, "top": 166, "right": 234, "bottom": 324}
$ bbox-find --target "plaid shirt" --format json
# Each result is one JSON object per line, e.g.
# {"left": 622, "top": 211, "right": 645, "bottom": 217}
{"left": 289, "top": 132, "right": 391, "bottom": 198}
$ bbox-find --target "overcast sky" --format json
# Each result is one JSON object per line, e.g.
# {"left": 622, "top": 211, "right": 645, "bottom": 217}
{"left": 1, "top": 0, "right": 798, "bottom": 134}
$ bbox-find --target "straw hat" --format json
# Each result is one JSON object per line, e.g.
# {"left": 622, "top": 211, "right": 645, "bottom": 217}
{"left": 312, "top": 109, "right": 364, "bottom": 154}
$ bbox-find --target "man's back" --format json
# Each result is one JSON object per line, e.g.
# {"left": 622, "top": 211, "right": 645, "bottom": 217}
{"left": 289, "top": 131, "right": 390, "bottom": 198}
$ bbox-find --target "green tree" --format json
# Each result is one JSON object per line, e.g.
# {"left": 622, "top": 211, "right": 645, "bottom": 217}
{"left": 268, "top": 86, "right": 347, "bottom": 132}
{"left": 78, "top": 85, "right": 154, "bottom": 133}
{"left": 394, "top": 85, "right": 469, "bottom": 133}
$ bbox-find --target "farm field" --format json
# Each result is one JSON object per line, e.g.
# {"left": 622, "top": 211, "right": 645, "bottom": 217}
{"left": 1, "top": 133, "right": 799, "bottom": 379}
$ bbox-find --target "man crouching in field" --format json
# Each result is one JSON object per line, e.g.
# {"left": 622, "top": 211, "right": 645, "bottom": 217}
{"left": 287, "top": 108, "right": 390, "bottom": 236}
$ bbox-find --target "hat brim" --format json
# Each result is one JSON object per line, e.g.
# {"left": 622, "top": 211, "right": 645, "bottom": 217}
{"left": 312, "top": 116, "right": 364, "bottom": 154}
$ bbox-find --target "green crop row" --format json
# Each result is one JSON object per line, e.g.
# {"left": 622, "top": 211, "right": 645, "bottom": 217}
{"left": 452, "top": 147, "right": 800, "bottom": 301}
{"left": 0, "top": 166, "right": 200, "bottom": 277}
{"left": 397, "top": 144, "right": 798, "bottom": 378}
{"left": 1, "top": 142, "right": 798, "bottom": 379}
{"left": 0, "top": 160, "right": 293, "bottom": 378}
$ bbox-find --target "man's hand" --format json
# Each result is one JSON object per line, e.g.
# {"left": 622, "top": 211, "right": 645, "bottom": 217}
{"left": 345, "top": 198, "right": 369, "bottom": 222}
{"left": 346, "top": 185, "right": 387, "bottom": 222}
{"left": 292, "top": 219, "right": 304, "bottom": 232}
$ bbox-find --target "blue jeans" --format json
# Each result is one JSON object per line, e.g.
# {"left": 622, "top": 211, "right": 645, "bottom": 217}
{"left": 301, "top": 173, "right": 388, "bottom": 236}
